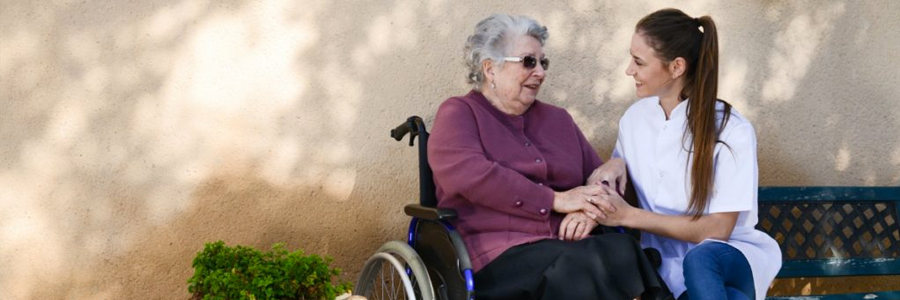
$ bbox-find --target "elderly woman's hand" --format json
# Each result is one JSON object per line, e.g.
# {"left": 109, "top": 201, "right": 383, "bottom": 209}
{"left": 559, "top": 211, "right": 599, "bottom": 241}
{"left": 587, "top": 158, "right": 627, "bottom": 195}
{"left": 552, "top": 185, "right": 613, "bottom": 221}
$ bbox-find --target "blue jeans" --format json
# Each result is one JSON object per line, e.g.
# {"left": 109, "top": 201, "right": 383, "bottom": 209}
{"left": 677, "top": 242, "right": 755, "bottom": 300}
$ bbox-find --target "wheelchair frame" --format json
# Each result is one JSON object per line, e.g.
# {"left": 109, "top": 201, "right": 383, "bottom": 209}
{"left": 354, "top": 116, "right": 475, "bottom": 300}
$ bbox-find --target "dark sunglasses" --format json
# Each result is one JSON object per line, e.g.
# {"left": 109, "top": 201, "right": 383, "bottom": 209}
{"left": 503, "top": 56, "right": 549, "bottom": 70}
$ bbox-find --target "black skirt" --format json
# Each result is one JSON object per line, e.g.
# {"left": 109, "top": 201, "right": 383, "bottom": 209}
{"left": 473, "top": 233, "right": 669, "bottom": 300}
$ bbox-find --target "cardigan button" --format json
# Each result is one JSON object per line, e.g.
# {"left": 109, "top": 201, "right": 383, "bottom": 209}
{"left": 535, "top": 158, "right": 543, "bottom": 163}
{"left": 539, "top": 208, "right": 548, "bottom": 215}
{"left": 515, "top": 201, "right": 523, "bottom": 207}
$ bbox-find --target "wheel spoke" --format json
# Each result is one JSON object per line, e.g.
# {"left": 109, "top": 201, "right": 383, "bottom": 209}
{"left": 391, "top": 260, "right": 397, "bottom": 299}
{"left": 381, "top": 262, "right": 387, "bottom": 300}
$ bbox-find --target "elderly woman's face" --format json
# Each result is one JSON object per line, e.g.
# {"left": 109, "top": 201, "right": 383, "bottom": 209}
{"left": 489, "top": 36, "right": 546, "bottom": 115}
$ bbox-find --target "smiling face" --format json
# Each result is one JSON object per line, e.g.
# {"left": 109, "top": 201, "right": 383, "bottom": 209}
{"left": 484, "top": 35, "right": 546, "bottom": 116}
{"left": 625, "top": 32, "right": 681, "bottom": 100}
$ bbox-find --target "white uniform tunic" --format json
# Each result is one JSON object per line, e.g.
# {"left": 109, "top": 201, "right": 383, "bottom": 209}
{"left": 612, "top": 97, "right": 781, "bottom": 300}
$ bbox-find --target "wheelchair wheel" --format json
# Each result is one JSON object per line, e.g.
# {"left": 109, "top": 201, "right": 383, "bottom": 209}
{"left": 412, "top": 221, "right": 472, "bottom": 300}
{"left": 355, "top": 241, "right": 435, "bottom": 300}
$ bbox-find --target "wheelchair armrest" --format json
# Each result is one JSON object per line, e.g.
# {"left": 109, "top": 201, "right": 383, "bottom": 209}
{"left": 404, "top": 204, "right": 457, "bottom": 221}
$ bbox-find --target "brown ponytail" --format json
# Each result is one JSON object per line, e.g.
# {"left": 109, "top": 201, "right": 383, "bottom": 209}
{"left": 636, "top": 9, "right": 732, "bottom": 219}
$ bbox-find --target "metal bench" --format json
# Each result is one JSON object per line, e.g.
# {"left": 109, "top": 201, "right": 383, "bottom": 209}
{"left": 757, "top": 186, "right": 900, "bottom": 300}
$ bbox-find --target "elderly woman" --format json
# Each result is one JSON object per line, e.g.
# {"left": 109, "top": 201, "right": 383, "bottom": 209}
{"left": 427, "top": 14, "right": 667, "bottom": 300}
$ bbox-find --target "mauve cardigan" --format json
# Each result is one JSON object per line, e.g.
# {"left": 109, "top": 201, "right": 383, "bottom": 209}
{"left": 427, "top": 90, "right": 603, "bottom": 272}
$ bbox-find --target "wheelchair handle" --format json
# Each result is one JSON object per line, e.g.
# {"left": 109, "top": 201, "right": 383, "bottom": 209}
{"left": 391, "top": 121, "right": 411, "bottom": 142}
{"left": 391, "top": 116, "right": 423, "bottom": 146}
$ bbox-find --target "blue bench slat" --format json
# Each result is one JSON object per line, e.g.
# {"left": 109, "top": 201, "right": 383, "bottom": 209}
{"left": 778, "top": 258, "right": 900, "bottom": 277}
{"left": 759, "top": 187, "right": 900, "bottom": 202}
{"left": 766, "top": 290, "right": 900, "bottom": 300}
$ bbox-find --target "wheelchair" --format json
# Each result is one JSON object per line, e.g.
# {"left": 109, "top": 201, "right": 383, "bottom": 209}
{"left": 353, "top": 116, "right": 474, "bottom": 300}
{"left": 353, "top": 116, "right": 666, "bottom": 300}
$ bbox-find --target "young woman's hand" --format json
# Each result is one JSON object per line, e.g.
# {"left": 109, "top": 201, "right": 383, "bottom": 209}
{"left": 559, "top": 212, "right": 599, "bottom": 241}
{"left": 587, "top": 158, "right": 628, "bottom": 195}
{"left": 593, "top": 184, "right": 634, "bottom": 227}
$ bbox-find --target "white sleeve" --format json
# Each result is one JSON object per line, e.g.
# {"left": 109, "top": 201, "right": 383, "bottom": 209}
{"left": 707, "top": 121, "right": 758, "bottom": 213}
{"left": 612, "top": 137, "right": 624, "bottom": 159}
{"left": 612, "top": 115, "right": 626, "bottom": 160}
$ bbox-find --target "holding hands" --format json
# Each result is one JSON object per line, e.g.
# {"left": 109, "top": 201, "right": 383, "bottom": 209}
{"left": 552, "top": 185, "right": 614, "bottom": 220}
{"left": 591, "top": 184, "right": 633, "bottom": 228}
{"left": 557, "top": 158, "right": 634, "bottom": 240}
{"left": 554, "top": 183, "right": 633, "bottom": 241}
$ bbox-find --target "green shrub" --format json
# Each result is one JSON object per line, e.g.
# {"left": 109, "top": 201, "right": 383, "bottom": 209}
{"left": 188, "top": 241, "right": 352, "bottom": 300}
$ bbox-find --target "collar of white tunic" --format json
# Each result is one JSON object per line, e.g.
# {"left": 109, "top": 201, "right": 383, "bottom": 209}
{"left": 657, "top": 97, "right": 689, "bottom": 122}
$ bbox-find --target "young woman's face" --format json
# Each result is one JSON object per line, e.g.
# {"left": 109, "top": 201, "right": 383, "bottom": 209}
{"left": 625, "top": 32, "right": 676, "bottom": 99}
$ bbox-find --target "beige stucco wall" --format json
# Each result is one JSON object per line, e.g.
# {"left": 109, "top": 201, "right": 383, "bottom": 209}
{"left": 2, "top": 0, "right": 898, "bottom": 299}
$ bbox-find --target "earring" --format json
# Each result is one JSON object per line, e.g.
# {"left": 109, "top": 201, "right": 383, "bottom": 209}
{"left": 491, "top": 81, "right": 496, "bottom": 89}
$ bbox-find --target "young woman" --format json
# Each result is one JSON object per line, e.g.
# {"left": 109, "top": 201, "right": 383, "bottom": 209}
{"left": 591, "top": 8, "right": 782, "bottom": 300}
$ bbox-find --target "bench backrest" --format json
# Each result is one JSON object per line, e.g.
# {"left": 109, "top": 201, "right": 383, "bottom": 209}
{"left": 756, "top": 186, "right": 900, "bottom": 278}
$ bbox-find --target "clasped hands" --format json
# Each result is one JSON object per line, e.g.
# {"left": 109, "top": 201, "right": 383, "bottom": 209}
{"left": 555, "top": 158, "right": 630, "bottom": 241}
